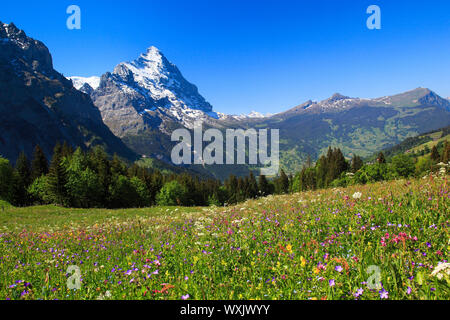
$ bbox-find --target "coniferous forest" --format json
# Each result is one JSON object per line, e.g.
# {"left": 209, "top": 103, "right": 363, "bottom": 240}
{"left": 1, "top": 139, "right": 449, "bottom": 209}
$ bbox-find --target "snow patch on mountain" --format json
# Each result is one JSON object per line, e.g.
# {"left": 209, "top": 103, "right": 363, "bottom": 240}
{"left": 231, "top": 111, "right": 273, "bottom": 120}
{"left": 69, "top": 76, "right": 100, "bottom": 90}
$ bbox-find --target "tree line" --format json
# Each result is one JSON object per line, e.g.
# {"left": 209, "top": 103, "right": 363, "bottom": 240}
{"left": 1, "top": 140, "right": 449, "bottom": 208}
{"left": 292, "top": 142, "right": 449, "bottom": 192}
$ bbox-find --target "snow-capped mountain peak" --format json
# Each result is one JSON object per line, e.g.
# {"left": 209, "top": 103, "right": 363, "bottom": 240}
{"left": 83, "top": 46, "right": 219, "bottom": 136}
{"left": 69, "top": 76, "right": 101, "bottom": 91}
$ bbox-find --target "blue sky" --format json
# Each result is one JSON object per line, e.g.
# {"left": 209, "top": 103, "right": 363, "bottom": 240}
{"left": 1, "top": 0, "right": 449, "bottom": 115}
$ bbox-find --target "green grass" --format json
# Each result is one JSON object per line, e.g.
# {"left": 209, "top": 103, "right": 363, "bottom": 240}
{"left": 0, "top": 177, "right": 448, "bottom": 300}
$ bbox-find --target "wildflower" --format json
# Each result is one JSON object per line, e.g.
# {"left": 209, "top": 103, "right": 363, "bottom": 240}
{"left": 181, "top": 294, "right": 190, "bottom": 300}
{"left": 335, "top": 265, "right": 343, "bottom": 273}
{"left": 379, "top": 289, "right": 389, "bottom": 299}
{"left": 286, "top": 244, "right": 293, "bottom": 253}
{"left": 329, "top": 279, "right": 335, "bottom": 287}
{"left": 352, "top": 192, "right": 362, "bottom": 200}
{"left": 431, "top": 262, "right": 450, "bottom": 280}
{"left": 353, "top": 288, "right": 363, "bottom": 298}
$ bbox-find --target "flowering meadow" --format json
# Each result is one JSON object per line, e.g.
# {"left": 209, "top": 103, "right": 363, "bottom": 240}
{"left": 0, "top": 176, "right": 448, "bottom": 300}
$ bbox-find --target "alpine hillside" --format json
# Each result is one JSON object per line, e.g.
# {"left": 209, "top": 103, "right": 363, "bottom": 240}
{"left": 0, "top": 22, "right": 137, "bottom": 162}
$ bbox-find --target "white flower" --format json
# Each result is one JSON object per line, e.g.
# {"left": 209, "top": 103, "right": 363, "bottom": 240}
{"left": 431, "top": 262, "right": 450, "bottom": 280}
{"left": 352, "top": 192, "right": 362, "bottom": 199}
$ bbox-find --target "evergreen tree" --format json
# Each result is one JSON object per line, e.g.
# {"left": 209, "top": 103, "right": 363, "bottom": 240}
{"left": 276, "top": 169, "right": 289, "bottom": 194}
{"left": 430, "top": 145, "right": 440, "bottom": 162}
{"left": 351, "top": 155, "right": 364, "bottom": 173}
{"left": 61, "top": 141, "right": 74, "bottom": 159}
{"left": 0, "top": 157, "right": 15, "bottom": 203}
{"left": 88, "top": 146, "right": 111, "bottom": 205}
{"left": 31, "top": 145, "right": 48, "bottom": 181}
{"left": 441, "top": 141, "right": 450, "bottom": 163}
{"left": 111, "top": 153, "right": 127, "bottom": 177}
{"left": 224, "top": 174, "right": 238, "bottom": 204}
{"left": 258, "top": 174, "right": 270, "bottom": 196}
{"left": 247, "top": 171, "right": 258, "bottom": 198}
{"left": 13, "top": 152, "right": 31, "bottom": 205}
{"left": 47, "top": 143, "right": 68, "bottom": 206}
{"left": 377, "top": 152, "right": 386, "bottom": 164}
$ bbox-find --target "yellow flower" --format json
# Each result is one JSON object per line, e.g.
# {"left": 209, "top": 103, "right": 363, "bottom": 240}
{"left": 300, "top": 256, "right": 306, "bottom": 267}
{"left": 286, "top": 244, "right": 293, "bottom": 253}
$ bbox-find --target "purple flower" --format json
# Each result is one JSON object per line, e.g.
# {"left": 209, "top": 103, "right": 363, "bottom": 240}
{"left": 124, "top": 270, "right": 132, "bottom": 276}
{"left": 181, "top": 294, "right": 190, "bottom": 300}
{"left": 353, "top": 288, "right": 364, "bottom": 298}
{"left": 379, "top": 289, "right": 389, "bottom": 299}
{"left": 329, "top": 279, "right": 335, "bottom": 287}
{"left": 406, "top": 287, "right": 412, "bottom": 295}
{"left": 335, "top": 265, "right": 343, "bottom": 273}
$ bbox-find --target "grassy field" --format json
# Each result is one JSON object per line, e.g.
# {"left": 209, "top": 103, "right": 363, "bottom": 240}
{"left": 0, "top": 176, "right": 448, "bottom": 300}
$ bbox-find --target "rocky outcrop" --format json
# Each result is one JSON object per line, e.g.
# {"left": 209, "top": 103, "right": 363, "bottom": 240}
{"left": 0, "top": 22, "right": 136, "bottom": 162}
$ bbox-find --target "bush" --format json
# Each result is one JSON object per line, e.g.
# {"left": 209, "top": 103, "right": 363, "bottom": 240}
{"left": 129, "top": 176, "right": 150, "bottom": 207}
{"left": 391, "top": 154, "right": 415, "bottom": 178}
{"left": 28, "top": 176, "right": 52, "bottom": 205}
{"left": 415, "top": 156, "right": 433, "bottom": 177}
{"left": 355, "top": 163, "right": 387, "bottom": 184}
{"left": 156, "top": 181, "right": 188, "bottom": 206}
{"left": 66, "top": 167, "right": 103, "bottom": 208}
{"left": 109, "top": 175, "right": 148, "bottom": 208}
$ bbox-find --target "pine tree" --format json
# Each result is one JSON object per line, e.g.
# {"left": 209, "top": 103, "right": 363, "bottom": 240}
{"left": 14, "top": 152, "right": 31, "bottom": 205}
{"left": 441, "top": 141, "right": 450, "bottom": 163}
{"left": 225, "top": 174, "right": 238, "bottom": 204}
{"left": 31, "top": 145, "right": 49, "bottom": 181}
{"left": 430, "top": 145, "right": 440, "bottom": 162}
{"left": 111, "top": 154, "right": 127, "bottom": 177}
{"left": 258, "top": 174, "right": 270, "bottom": 196}
{"left": 278, "top": 169, "right": 289, "bottom": 194}
{"left": 247, "top": 171, "right": 258, "bottom": 198}
{"left": 47, "top": 143, "right": 68, "bottom": 206}
{"left": 351, "top": 155, "right": 364, "bottom": 173}
{"left": 377, "top": 152, "right": 386, "bottom": 164}
{"left": 88, "top": 146, "right": 111, "bottom": 206}
{"left": 61, "top": 141, "right": 74, "bottom": 159}
{"left": 15, "top": 152, "right": 31, "bottom": 187}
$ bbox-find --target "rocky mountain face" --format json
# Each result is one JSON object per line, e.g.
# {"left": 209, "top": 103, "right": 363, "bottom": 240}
{"left": 83, "top": 46, "right": 219, "bottom": 138}
{"left": 0, "top": 22, "right": 136, "bottom": 162}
